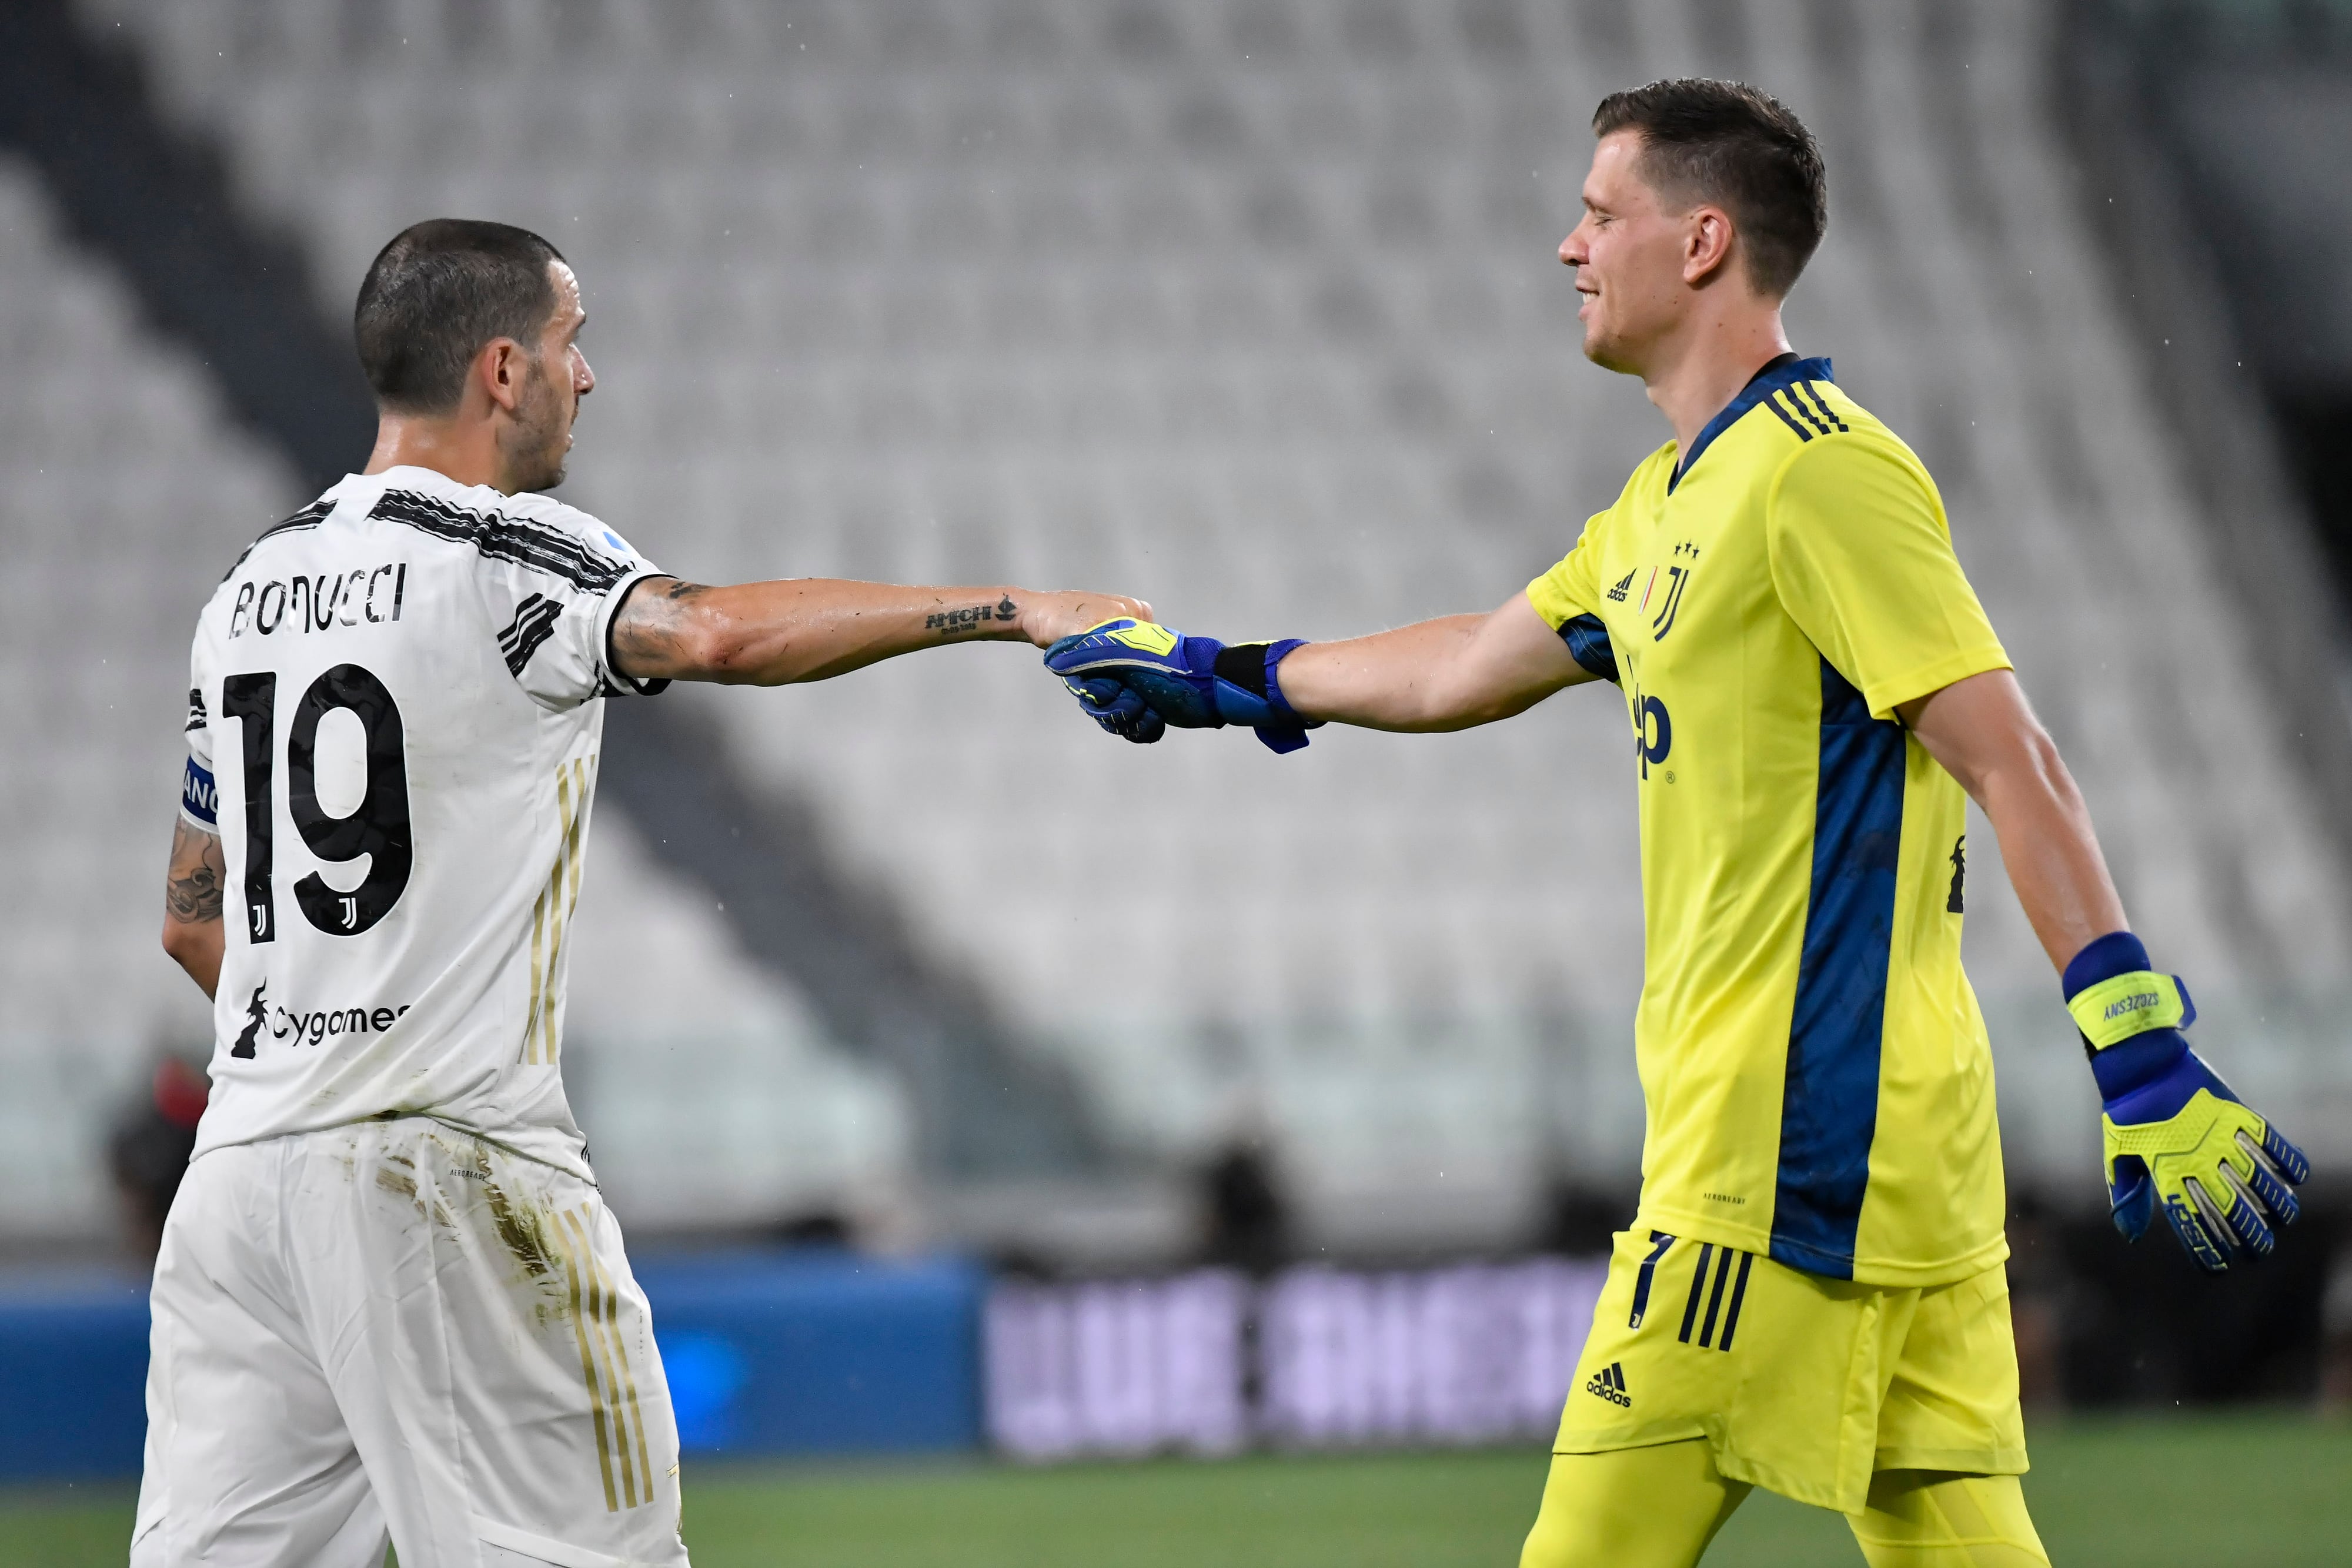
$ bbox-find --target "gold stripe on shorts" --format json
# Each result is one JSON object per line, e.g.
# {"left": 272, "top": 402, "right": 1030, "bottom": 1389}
{"left": 573, "top": 1208, "right": 655, "bottom": 1500}
{"left": 554, "top": 1202, "right": 647, "bottom": 1512}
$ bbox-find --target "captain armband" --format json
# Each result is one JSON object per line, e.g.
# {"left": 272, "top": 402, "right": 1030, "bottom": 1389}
{"left": 2066, "top": 970, "right": 2196, "bottom": 1051}
{"left": 180, "top": 755, "right": 219, "bottom": 829}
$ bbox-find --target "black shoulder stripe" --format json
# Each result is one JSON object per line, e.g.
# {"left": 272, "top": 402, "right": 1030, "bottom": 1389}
{"left": 1797, "top": 380, "right": 1849, "bottom": 433}
{"left": 1760, "top": 390, "right": 1816, "bottom": 442}
{"left": 185, "top": 687, "right": 208, "bottom": 733}
{"left": 1781, "top": 387, "right": 1835, "bottom": 437}
{"left": 497, "top": 593, "right": 565, "bottom": 677}
{"left": 220, "top": 498, "right": 336, "bottom": 581}
{"left": 371, "top": 489, "right": 628, "bottom": 594}
{"left": 497, "top": 593, "right": 554, "bottom": 653}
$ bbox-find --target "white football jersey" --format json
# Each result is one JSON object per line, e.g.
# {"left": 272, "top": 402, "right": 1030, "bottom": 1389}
{"left": 178, "top": 465, "right": 667, "bottom": 1179}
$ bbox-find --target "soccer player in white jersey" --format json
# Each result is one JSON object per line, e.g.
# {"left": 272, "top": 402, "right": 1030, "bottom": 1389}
{"left": 141, "top": 219, "right": 1147, "bottom": 1567}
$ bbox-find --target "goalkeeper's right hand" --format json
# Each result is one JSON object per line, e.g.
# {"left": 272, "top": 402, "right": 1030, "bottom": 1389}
{"left": 2066, "top": 931, "right": 2309, "bottom": 1272}
{"left": 1043, "top": 619, "right": 1321, "bottom": 753}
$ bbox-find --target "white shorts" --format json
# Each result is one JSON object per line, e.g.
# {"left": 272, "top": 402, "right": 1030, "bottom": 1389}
{"left": 132, "top": 1119, "right": 689, "bottom": 1567}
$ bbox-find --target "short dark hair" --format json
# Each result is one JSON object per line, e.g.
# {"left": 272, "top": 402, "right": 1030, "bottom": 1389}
{"left": 1592, "top": 79, "right": 1826, "bottom": 298}
{"left": 354, "top": 219, "right": 567, "bottom": 413}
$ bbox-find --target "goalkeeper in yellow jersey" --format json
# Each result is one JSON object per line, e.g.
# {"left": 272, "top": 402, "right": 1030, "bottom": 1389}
{"left": 1046, "top": 79, "right": 2308, "bottom": 1568}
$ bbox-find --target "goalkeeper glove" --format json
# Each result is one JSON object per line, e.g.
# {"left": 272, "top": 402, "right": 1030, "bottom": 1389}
{"left": 2066, "top": 931, "right": 2308, "bottom": 1272}
{"left": 1043, "top": 619, "right": 1322, "bottom": 754}
{"left": 1054, "top": 671, "right": 1167, "bottom": 745}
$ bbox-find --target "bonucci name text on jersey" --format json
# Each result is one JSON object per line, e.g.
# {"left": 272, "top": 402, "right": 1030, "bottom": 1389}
{"left": 228, "top": 562, "right": 407, "bottom": 638}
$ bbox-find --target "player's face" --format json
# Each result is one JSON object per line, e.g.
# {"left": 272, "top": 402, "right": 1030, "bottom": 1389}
{"left": 1559, "top": 132, "right": 1696, "bottom": 375}
{"left": 500, "top": 260, "right": 594, "bottom": 493}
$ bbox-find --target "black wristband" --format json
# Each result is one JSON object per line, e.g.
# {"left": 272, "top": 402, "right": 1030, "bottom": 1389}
{"left": 1212, "top": 643, "right": 1272, "bottom": 697}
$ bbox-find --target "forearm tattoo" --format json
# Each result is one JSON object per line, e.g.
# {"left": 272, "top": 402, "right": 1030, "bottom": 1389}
{"left": 166, "top": 820, "right": 226, "bottom": 924}
{"left": 609, "top": 577, "right": 710, "bottom": 673}
{"left": 927, "top": 596, "right": 1017, "bottom": 636}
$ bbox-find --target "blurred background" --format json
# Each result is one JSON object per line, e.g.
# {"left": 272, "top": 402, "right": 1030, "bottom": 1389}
{"left": 2, "top": 0, "right": 2350, "bottom": 1562}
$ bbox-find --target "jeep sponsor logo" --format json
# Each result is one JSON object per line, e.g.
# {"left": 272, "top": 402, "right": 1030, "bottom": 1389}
{"left": 1633, "top": 687, "right": 1672, "bottom": 778}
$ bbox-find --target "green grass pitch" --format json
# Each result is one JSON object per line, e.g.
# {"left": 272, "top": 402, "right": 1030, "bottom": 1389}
{"left": 5, "top": 1414, "right": 2344, "bottom": 1566}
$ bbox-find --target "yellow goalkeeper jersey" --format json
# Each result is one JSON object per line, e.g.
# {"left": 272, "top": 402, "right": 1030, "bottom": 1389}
{"left": 1528, "top": 355, "right": 2014, "bottom": 1286}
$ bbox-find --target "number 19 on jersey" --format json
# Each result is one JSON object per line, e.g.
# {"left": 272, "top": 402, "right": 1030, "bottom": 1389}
{"left": 220, "top": 662, "right": 413, "bottom": 940}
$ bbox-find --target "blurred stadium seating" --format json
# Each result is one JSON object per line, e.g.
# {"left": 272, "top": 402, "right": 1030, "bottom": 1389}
{"left": 0, "top": 0, "right": 2343, "bottom": 1255}
{"left": 0, "top": 154, "right": 290, "bottom": 1239}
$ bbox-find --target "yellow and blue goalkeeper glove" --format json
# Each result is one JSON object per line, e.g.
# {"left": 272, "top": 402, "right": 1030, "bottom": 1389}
{"left": 1043, "top": 619, "right": 1321, "bottom": 754}
{"left": 2066, "top": 931, "right": 2308, "bottom": 1272}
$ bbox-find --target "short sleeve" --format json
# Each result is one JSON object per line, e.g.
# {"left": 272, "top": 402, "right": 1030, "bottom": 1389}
{"left": 1526, "top": 511, "right": 1612, "bottom": 630}
{"left": 181, "top": 641, "right": 218, "bottom": 830}
{"left": 1766, "top": 438, "right": 2011, "bottom": 721}
{"left": 487, "top": 502, "right": 670, "bottom": 708}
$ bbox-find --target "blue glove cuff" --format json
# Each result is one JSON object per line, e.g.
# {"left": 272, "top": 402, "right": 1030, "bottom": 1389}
{"left": 2064, "top": 931, "right": 2194, "bottom": 1099}
{"left": 2062, "top": 930, "right": 2150, "bottom": 1000}
{"left": 1210, "top": 638, "right": 1321, "bottom": 753}
{"left": 1262, "top": 639, "right": 1311, "bottom": 721}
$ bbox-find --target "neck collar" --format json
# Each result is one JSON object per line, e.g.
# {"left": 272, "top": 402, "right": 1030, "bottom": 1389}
{"left": 1667, "top": 352, "right": 1835, "bottom": 494}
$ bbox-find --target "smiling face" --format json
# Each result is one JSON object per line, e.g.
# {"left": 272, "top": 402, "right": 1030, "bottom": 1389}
{"left": 1559, "top": 129, "right": 1728, "bottom": 376}
{"left": 497, "top": 260, "right": 594, "bottom": 493}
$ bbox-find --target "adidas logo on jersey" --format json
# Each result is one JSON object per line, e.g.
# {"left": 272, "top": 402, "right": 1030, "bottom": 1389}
{"left": 1584, "top": 1362, "right": 1631, "bottom": 1407}
{"left": 1606, "top": 571, "right": 1636, "bottom": 603}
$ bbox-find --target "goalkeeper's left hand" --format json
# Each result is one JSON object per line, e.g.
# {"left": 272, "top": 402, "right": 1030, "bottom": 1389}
{"left": 2067, "top": 931, "right": 2309, "bottom": 1272}
{"left": 1043, "top": 619, "right": 1322, "bottom": 753}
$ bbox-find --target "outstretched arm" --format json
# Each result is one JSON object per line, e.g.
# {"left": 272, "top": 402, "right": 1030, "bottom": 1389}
{"left": 611, "top": 577, "right": 1152, "bottom": 686}
{"left": 161, "top": 818, "right": 225, "bottom": 1001}
{"left": 1041, "top": 590, "right": 1600, "bottom": 751}
{"left": 1897, "top": 669, "right": 2124, "bottom": 971}
{"left": 1274, "top": 592, "right": 1599, "bottom": 732}
{"left": 1903, "top": 667, "right": 2307, "bottom": 1271}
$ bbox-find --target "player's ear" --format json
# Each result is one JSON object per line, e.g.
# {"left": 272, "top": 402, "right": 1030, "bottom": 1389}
{"left": 479, "top": 337, "right": 526, "bottom": 414}
{"left": 1682, "top": 206, "right": 1738, "bottom": 289}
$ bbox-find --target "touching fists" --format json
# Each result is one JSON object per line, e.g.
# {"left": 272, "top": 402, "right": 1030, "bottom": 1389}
{"left": 1013, "top": 591, "right": 1156, "bottom": 649}
{"left": 1043, "top": 620, "right": 1319, "bottom": 753}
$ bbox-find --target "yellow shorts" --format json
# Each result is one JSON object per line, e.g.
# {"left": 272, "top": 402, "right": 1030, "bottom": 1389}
{"left": 1553, "top": 1228, "right": 2027, "bottom": 1514}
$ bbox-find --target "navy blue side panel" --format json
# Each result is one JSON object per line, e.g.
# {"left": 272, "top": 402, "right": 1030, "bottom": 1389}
{"left": 1771, "top": 659, "right": 1905, "bottom": 1279}
{"left": 1559, "top": 613, "right": 1621, "bottom": 684}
